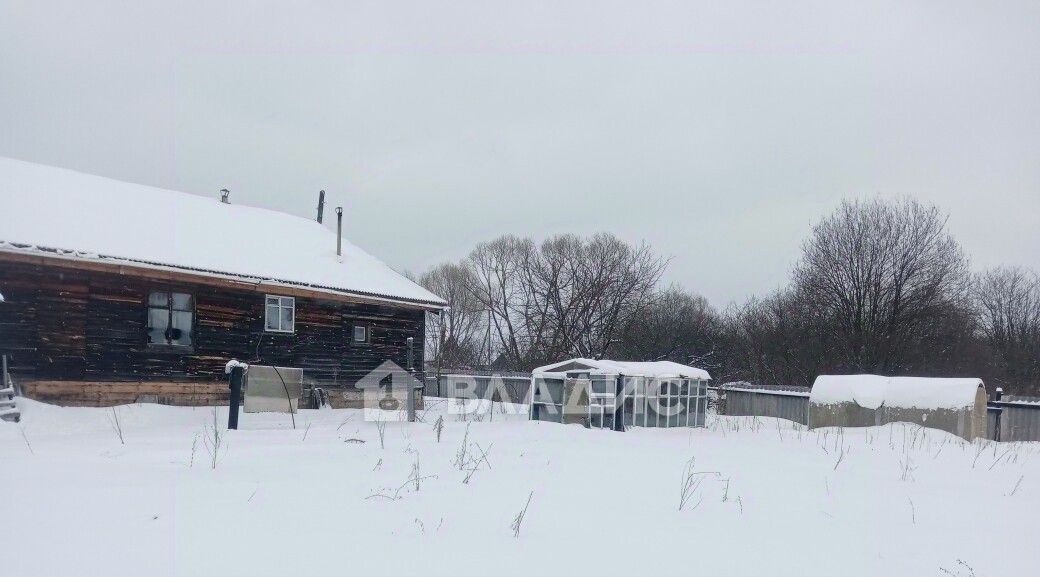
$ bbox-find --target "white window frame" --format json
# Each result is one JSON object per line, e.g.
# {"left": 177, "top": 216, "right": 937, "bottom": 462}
{"left": 265, "top": 295, "right": 295, "bottom": 333}
{"left": 353, "top": 324, "right": 368, "bottom": 343}
{"left": 587, "top": 375, "right": 612, "bottom": 430}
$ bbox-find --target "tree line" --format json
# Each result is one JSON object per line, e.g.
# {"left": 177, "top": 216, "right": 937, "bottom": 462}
{"left": 418, "top": 198, "right": 1040, "bottom": 395}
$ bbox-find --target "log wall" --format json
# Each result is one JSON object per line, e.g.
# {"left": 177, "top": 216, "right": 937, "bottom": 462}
{"left": 0, "top": 258, "right": 426, "bottom": 405}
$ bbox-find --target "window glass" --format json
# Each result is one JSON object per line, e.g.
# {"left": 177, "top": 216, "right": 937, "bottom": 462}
{"left": 148, "top": 291, "right": 192, "bottom": 347}
{"left": 353, "top": 325, "right": 367, "bottom": 342}
{"left": 147, "top": 307, "right": 169, "bottom": 344}
{"left": 266, "top": 304, "right": 281, "bottom": 330}
{"left": 148, "top": 291, "right": 169, "bottom": 307}
{"left": 265, "top": 295, "right": 294, "bottom": 332}
{"left": 172, "top": 293, "right": 192, "bottom": 311}
{"left": 171, "top": 311, "right": 193, "bottom": 346}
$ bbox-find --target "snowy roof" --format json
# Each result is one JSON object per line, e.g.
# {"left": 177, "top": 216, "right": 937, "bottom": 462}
{"left": 532, "top": 358, "right": 711, "bottom": 380}
{"left": 0, "top": 157, "right": 445, "bottom": 309}
{"left": 809, "top": 375, "right": 984, "bottom": 410}
{"left": 720, "top": 382, "right": 810, "bottom": 397}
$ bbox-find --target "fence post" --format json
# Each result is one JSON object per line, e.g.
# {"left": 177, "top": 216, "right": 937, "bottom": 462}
{"left": 228, "top": 365, "right": 243, "bottom": 430}
{"left": 613, "top": 374, "right": 625, "bottom": 432}
{"left": 406, "top": 337, "right": 416, "bottom": 423}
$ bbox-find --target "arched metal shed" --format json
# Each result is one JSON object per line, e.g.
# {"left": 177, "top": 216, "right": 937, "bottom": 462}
{"left": 808, "top": 375, "right": 988, "bottom": 440}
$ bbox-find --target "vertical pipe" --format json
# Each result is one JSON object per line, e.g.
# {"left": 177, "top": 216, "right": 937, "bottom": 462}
{"left": 228, "top": 365, "right": 243, "bottom": 430}
{"left": 434, "top": 312, "right": 444, "bottom": 398}
{"left": 613, "top": 374, "right": 625, "bottom": 432}
{"left": 335, "top": 207, "right": 343, "bottom": 256}
{"left": 406, "top": 337, "right": 415, "bottom": 423}
{"left": 316, "top": 190, "right": 325, "bottom": 223}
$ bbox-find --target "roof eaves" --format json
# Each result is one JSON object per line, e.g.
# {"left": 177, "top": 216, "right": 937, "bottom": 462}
{"left": 0, "top": 241, "right": 448, "bottom": 310}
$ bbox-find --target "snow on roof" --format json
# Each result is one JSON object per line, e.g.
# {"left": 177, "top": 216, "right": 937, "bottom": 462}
{"left": 532, "top": 358, "right": 711, "bottom": 380}
{"left": 0, "top": 157, "right": 445, "bottom": 308}
{"left": 810, "top": 375, "right": 984, "bottom": 410}
{"left": 720, "top": 382, "right": 810, "bottom": 397}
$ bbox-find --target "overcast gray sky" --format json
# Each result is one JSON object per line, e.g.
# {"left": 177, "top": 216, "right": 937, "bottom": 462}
{"left": 2, "top": 1, "right": 1038, "bottom": 306}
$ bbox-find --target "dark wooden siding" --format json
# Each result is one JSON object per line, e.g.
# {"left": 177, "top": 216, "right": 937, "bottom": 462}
{"left": 0, "top": 259, "right": 426, "bottom": 388}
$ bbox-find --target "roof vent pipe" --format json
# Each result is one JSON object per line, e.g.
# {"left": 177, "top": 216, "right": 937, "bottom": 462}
{"left": 316, "top": 190, "right": 325, "bottom": 223}
{"left": 335, "top": 206, "right": 343, "bottom": 256}
{"left": 220, "top": 188, "right": 230, "bottom": 204}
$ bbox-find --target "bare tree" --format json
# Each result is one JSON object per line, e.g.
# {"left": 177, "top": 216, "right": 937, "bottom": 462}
{"left": 794, "top": 198, "right": 970, "bottom": 374}
{"left": 420, "top": 262, "right": 485, "bottom": 368}
{"left": 466, "top": 233, "right": 666, "bottom": 368}
{"left": 973, "top": 266, "right": 1040, "bottom": 393}
{"left": 718, "top": 290, "right": 831, "bottom": 386}
{"left": 615, "top": 286, "right": 720, "bottom": 370}
{"left": 468, "top": 235, "right": 540, "bottom": 366}
{"left": 415, "top": 207, "right": 1037, "bottom": 394}
{"left": 532, "top": 233, "right": 667, "bottom": 361}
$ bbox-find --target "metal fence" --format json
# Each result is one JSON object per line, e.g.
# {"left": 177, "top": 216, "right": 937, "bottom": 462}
{"left": 422, "top": 373, "right": 1040, "bottom": 442}
{"left": 423, "top": 372, "right": 532, "bottom": 404}
{"left": 990, "top": 399, "right": 1040, "bottom": 442}
{"left": 714, "top": 384, "right": 1040, "bottom": 442}
{"left": 714, "top": 385, "right": 810, "bottom": 425}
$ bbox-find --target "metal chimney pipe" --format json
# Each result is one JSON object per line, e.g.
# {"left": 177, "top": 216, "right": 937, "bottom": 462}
{"left": 316, "top": 190, "right": 325, "bottom": 223}
{"left": 335, "top": 206, "right": 343, "bottom": 256}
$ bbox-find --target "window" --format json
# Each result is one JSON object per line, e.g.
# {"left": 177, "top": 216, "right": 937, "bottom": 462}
{"left": 265, "top": 296, "right": 295, "bottom": 332}
{"left": 353, "top": 324, "right": 368, "bottom": 343}
{"left": 148, "top": 291, "right": 193, "bottom": 347}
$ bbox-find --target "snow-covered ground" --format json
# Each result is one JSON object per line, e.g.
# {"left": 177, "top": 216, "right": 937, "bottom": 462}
{"left": 2, "top": 398, "right": 1037, "bottom": 577}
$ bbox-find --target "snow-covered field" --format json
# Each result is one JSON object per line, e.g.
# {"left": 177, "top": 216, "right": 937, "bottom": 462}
{"left": 2, "top": 398, "right": 1037, "bottom": 577}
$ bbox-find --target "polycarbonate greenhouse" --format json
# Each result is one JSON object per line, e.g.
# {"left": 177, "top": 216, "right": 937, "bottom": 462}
{"left": 529, "top": 358, "right": 711, "bottom": 431}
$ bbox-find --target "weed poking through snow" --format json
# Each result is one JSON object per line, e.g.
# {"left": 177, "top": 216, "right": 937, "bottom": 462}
{"left": 365, "top": 457, "right": 437, "bottom": 501}
{"left": 189, "top": 433, "right": 200, "bottom": 468}
{"left": 453, "top": 423, "right": 472, "bottom": 470}
{"left": 434, "top": 415, "right": 444, "bottom": 443}
{"left": 19, "top": 426, "right": 34, "bottom": 455}
{"left": 375, "top": 418, "right": 387, "bottom": 449}
{"left": 1006, "top": 474, "right": 1024, "bottom": 497}
{"left": 679, "top": 457, "right": 721, "bottom": 511}
{"left": 462, "top": 443, "right": 493, "bottom": 484}
{"left": 201, "top": 407, "right": 226, "bottom": 470}
{"left": 510, "top": 491, "right": 533, "bottom": 538}
{"left": 108, "top": 406, "right": 125, "bottom": 445}
{"left": 939, "top": 559, "right": 978, "bottom": 577}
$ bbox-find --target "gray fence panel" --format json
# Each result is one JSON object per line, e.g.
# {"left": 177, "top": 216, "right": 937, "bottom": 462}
{"left": 997, "top": 402, "right": 1040, "bottom": 442}
{"left": 424, "top": 373, "right": 532, "bottom": 404}
{"left": 986, "top": 407, "right": 1001, "bottom": 441}
{"left": 718, "top": 387, "right": 1040, "bottom": 442}
{"left": 720, "top": 388, "right": 809, "bottom": 425}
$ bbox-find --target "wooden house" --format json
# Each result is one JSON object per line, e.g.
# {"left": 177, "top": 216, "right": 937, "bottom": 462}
{"left": 0, "top": 157, "right": 446, "bottom": 407}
